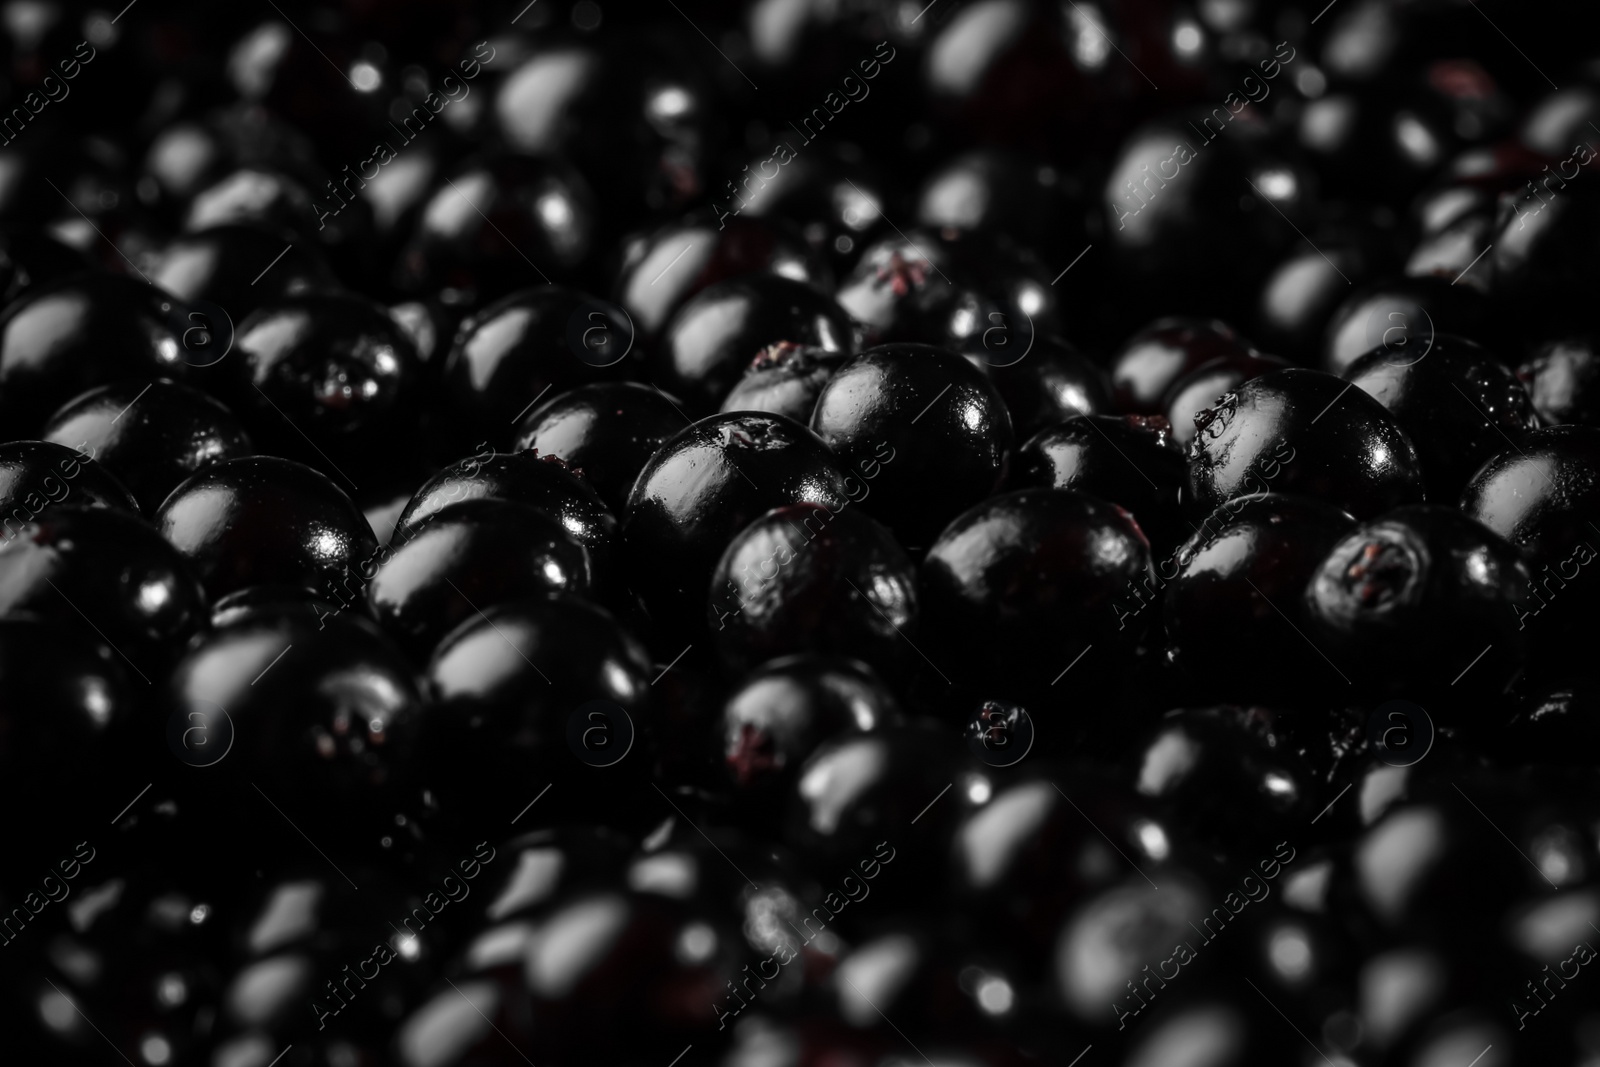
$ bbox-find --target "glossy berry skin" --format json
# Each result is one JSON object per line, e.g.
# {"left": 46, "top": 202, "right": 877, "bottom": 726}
{"left": 1321, "top": 277, "right": 1494, "bottom": 377}
{"left": 491, "top": 41, "right": 716, "bottom": 225}
{"left": 921, "top": 489, "right": 1153, "bottom": 691}
{"left": 40, "top": 379, "right": 253, "bottom": 514}
{"left": 443, "top": 286, "right": 638, "bottom": 440}
{"left": 0, "top": 274, "right": 187, "bottom": 436}
{"left": 0, "top": 616, "right": 134, "bottom": 824}
{"left": 164, "top": 111, "right": 311, "bottom": 200}
{"left": 515, "top": 891, "right": 740, "bottom": 1061}
{"left": 835, "top": 233, "right": 959, "bottom": 348}
{"left": 513, "top": 382, "right": 688, "bottom": 514}
{"left": 624, "top": 822, "right": 815, "bottom": 976}
{"left": 1241, "top": 903, "right": 1358, "bottom": 1025}
{"left": 950, "top": 770, "right": 1170, "bottom": 956}
{"left": 917, "top": 151, "right": 1075, "bottom": 249}
{"left": 936, "top": 232, "right": 1065, "bottom": 357}
{"left": 1009, "top": 415, "right": 1187, "bottom": 558}
{"left": 393, "top": 156, "right": 597, "bottom": 304}
{"left": 421, "top": 595, "right": 653, "bottom": 825}
{"left": 16, "top": 858, "right": 229, "bottom": 1066}
{"left": 0, "top": 440, "right": 140, "bottom": 525}
{"left": 820, "top": 928, "right": 1021, "bottom": 1047}
{"left": 165, "top": 601, "right": 423, "bottom": 800}
{"left": 613, "top": 213, "right": 830, "bottom": 338}
{"left": 624, "top": 412, "right": 850, "bottom": 628}
{"left": 470, "top": 827, "right": 636, "bottom": 927}
{"left": 787, "top": 723, "right": 967, "bottom": 877}
{"left": 832, "top": 231, "right": 1068, "bottom": 364}
{"left": 0, "top": 505, "right": 207, "bottom": 669}
{"left": 367, "top": 499, "right": 593, "bottom": 661}
{"left": 1187, "top": 368, "right": 1425, "bottom": 522}
{"left": 1127, "top": 707, "right": 1315, "bottom": 853}
{"left": 1102, "top": 122, "right": 1316, "bottom": 318}
{"left": 732, "top": 152, "right": 890, "bottom": 275}
{"left": 205, "top": 875, "right": 427, "bottom": 1053}
{"left": 1490, "top": 181, "right": 1600, "bottom": 326}
{"left": 156, "top": 455, "right": 378, "bottom": 601}
{"left": 657, "top": 275, "right": 856, "bottom": 413}
{"left": 180, "top": 165, "right": 328, "bottom": 240}
{"left": 811, "top": 344, "right": 1013, "bottom": 547}
{"left": 1111, "top": 997, "right": 1305, "bottom": 1065}
{"left": 1164, "top": 351, "right": 1292, "bottom": 450}
{"left": 1256, "top": 242, "right": 1377, "bottom": 363}
{"left": 1304, "top": 505, "right": 1530, "bottom": 705}
{"left": 151, "top": 224, "right": 336, "bottom": 322}
{"left": 393, "top": 448, "right": 618, "bottom": 584}
{"left": 981, "top": 336, "right": 1112, "bottom": 442}
{"left": 708, "top": 503, "right": 917, "bottom": 670}
{"left": 1459, "top": 426, "right": 1600, "bottom": 563}
{"left": 1110, "top": 318, "right": 1259, "bottom": 415}
{"left": 388, "top": 298, "right": 457, "bottom": 374}
{"left": 1459, "top": 426, "right": 1600, "bottom": 660}
{"left": 228, "top": 294, "right": 422, "bottom": 474}
{"left": 1519, "top": 335, "right": 1600, "bottom": 426}
{"left": 719, "top": 655, "right": 899, "bottom": 824}
{"left": 1350, "top": 785, "right": 1535, "bottom": 943}
{"left": 1343, "top": 335, "right": 1538, "bottom": 501}
{"left": 1162, "top": 494, "right": 1357, "bottom": 700}
{"left": 720, "top": 342, "right": 848, "bottom": 423}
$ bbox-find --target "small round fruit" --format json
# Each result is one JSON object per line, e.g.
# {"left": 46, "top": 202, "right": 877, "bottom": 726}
{"left": 708, "top": 503, "right": 917, "bottom": 669}
{"left": 719, "top": 655, "right": 899, "bottom": 802}
{"left": 981, "top": 336, "right": 1112, "bottom": 441}
{"left": 228, "top": 294, "right": 422, "bottom": 470}
{"left": 921, "top": 488, "right": 1153, "bottom": 690}
{"left": 623, "top": 412, "right": 850, "bottom": 627}
{"left": 613, "top": 213, "right": 829, "bottom": 338}
{"left": 1343, "top": 335, "right": 1537, "bottom": 501}
{"left": 810, "top": 343, "right": 1013, "bottom": 546}
{"left": 1518, "top": 335, "right": 1600, "bottom": 427}
{"left": 1163, "top": 493, "right": 1358, "bottom": 699}
{"left": 367, "top": 499, "right": 593, "bottom": 661}
{"left": 513, "top": 382, "right": 688, "bottom": 514}
{"left": 420, "top": 595, "right": 653, "bottom": 822}
{"left": 1186, "top": 367, "right": 1425, "bottom": 521}
{"left": 1458, "top": 426, "right": 1600, "bottom": 661}
{"left": 1126, "top": 706, "right": 1316, "bottom": 852}
{"left": 392, "top": 448, "right": 618, "bottom": 573}
{"left": 656, "top": 275, "right": 855, "bottom": 412}
{"left": 394, "top": 156, "right": 597, "bottom": 303}
{"left": 0, "top": 275, "right": 186, "bottom": 436}
{"left": 1008, "top": 415, "right": 1187, "bottom": 557}
{"left": 156, "top": 456, "right": 377, "bottom": 601}
{"left": 1304, "top": 505, "right": 1530, "bottom": 704}
{"left": 719, "top": 341, "right": 847, "bottom": 423}
{"left": 788, "top": 723, "right": 966, "bottom": 876}
{"left": 165, "top": 601, "right": 422, "bottom": 797}
{"left": 40, "top": 380, "right": 252, "bottom": 514}
{"left": 442, "top": 286, "right": 638, "bottom": 439}
{"left": 151, "top": 224, "right": 335, "bottom": 322}
{"left": 1163, "top": 351, "right": 1292, "bottom": 450}
{"left": 0, "top": 440, "right": 140, "bottom": 522}
{"left": 1459, "top": 426, "right": 1600, "bottom": 564}
{"left": 1321, "top": 276, "right": 1493, "bottom": 377}
{"left": 1110, "top": 317, "right": 1258, "bottom": 415}
{"left": 0, "top": 505, "right": 207, "bottom": 666}
{"left": 0, "top": 616, "right": 134, "bottom": 818}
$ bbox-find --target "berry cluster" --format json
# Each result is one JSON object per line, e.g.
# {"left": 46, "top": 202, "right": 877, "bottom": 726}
{"left": 4, "top": 2, "right": 1600, "bottom": 1066}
